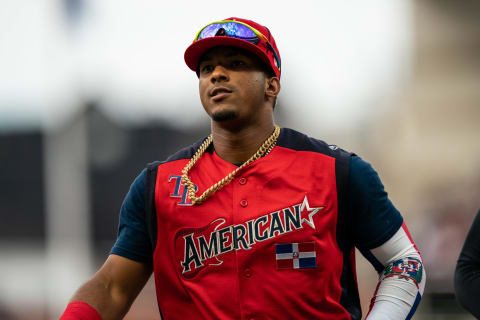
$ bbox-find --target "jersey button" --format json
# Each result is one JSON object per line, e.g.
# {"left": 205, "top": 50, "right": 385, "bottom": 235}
{"left": 240, "top": 199, "right": 248, "bottom": 207}
{"left": 239, "top": 177, "right": 247, "bottom": 185}
{"left": 244, "top": 268, "right": 251, "bottom": 278}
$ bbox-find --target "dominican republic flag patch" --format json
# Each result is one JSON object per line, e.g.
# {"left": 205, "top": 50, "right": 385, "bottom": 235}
{"left": 276, "top": 242, "right": 316, "bottom": 269}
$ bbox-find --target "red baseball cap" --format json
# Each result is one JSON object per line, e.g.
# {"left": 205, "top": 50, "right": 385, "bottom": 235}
{"left": 184, "top": 17, "right": 281, "bottom": 79}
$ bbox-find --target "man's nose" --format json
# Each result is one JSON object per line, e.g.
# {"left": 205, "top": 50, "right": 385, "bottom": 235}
{"left": 210, "top": 64, "right": 229, "bottom": 83}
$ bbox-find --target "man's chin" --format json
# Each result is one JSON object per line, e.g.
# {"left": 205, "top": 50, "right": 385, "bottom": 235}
{"left": 211, "top": 110, "right": 238, "bottom": 122}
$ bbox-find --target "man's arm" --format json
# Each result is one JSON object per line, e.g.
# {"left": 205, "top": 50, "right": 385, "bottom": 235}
{"left": 347, "top": 156, "right": 425, "bottom": 319}
{"left": 362, "top": 223, "right": 425, "bottom": 320}
{"left": 454, "top": 210, "right": 480, "bottom": 318}
{"left": 62, "top": 254, "right": 152, "bottom": 320}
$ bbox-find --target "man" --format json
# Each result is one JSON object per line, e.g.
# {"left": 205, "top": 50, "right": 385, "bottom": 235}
{"left": 61, "top": 18, "right": 425, "bottom": 319}
{"left": 454, "top": 209, "right": 480, "bottom": 318}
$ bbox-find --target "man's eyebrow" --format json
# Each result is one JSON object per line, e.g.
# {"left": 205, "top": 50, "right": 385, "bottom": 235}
{"left": 199, "top": 56, "right": 212, "bottom": 64}
{"left": 199, "top": 51, "right": 247, "bottom": 65}
{"left": 225, "top": 52, "right": 244, "bottom": 58}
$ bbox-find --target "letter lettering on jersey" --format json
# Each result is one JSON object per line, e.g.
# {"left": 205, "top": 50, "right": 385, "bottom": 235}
{"left": 269, "top": 211, "right": 285, "bottom": 238}
{"left": 232, "top": 225, "right": 250, "bottom": 250}
{"left": 284, "top": 205, "right": 302, "bottom": 232}
{"left": 168, "top": 175, "right": 197, "bottom": 206}
{"left": 246, "top": 219, "right": 255, "bottom": 246}
{"left": 198, "top": 233, "right": 218, "bottom": 261}
{"left": 254, "top": 216, "right": 269, "bottom": 242}
{"left": 177, "top": 196, "right": 324, "bottom": 276}
{"left": 178, "top": 181, "right": 196, "bottom": 206}
{"left": 218, "top": 226, "right": 233, "bottom": 254}
{"left": 182, "top": 233, "right": 203, "bottom": 273}
{"left": 168, "top": 175, "right": 183, "bottom": 197}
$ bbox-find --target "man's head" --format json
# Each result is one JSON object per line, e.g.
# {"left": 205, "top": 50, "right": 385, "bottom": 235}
{"left": 184, "top": 18, "right": 281, "bottom": 125}
{"left": 185, "top": 18, "right": 281, "bottom": 79}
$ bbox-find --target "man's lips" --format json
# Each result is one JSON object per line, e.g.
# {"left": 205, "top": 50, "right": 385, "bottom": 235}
{"left": 209, "top": 86, "right": 233, "bottom": 101}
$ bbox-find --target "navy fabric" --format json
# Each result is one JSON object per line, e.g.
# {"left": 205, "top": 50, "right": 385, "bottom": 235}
{"left": 110, "top": 168, "right": 153, "bottom": 263}
{"left": 348, "top": 156, "right": 403, "bottom": 250}
{"left": 110, "top": 155, "right": 403, "bottom": 263}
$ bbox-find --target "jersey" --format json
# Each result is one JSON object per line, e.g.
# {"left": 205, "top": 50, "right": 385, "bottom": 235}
{"left": 111, "top": 127, "right": 405, "bottom": 320}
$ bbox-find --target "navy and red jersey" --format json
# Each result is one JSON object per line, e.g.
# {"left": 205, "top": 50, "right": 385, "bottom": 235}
{"left": 111, "top": 127, "right": 403, "bottom": 320}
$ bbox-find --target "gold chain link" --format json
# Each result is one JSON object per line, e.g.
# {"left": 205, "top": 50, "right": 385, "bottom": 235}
{"left": 181, "top": 125, "right": 280, "bottom": 205}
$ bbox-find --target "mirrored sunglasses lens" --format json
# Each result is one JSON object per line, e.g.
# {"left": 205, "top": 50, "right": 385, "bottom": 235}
{"left": 198, "top": 23, "right": 224, "bottom": 39}
{"left": 223, "top": 23, "right": 257, "bottom": 39}
{"left": 198, "top": 22, "right": 258, "bottom": 42}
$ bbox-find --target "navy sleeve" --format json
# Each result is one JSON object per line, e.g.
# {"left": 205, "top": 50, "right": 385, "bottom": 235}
{"left": 347, "top": 156, "right": 403, "bottom": 250}
{"left": 110, "top": 168, "right": 153, "bottom": 263}
{"left": 454, "top": 210, "right": 480, "bottom": 319}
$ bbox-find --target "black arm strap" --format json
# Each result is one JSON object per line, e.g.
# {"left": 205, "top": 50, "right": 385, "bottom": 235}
{"left": 144, "top": 162, "right": 159, "bottom": 253}
{"left": 334, "top": 150, "right": 362, "bottom": 320}
{"left": 335, "top": 149, "right": 353, "bottom": 252}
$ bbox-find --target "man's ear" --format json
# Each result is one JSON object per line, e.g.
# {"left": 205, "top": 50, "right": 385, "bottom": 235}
{"left": 265, "top": 77, "right": 280, "bottom": 99}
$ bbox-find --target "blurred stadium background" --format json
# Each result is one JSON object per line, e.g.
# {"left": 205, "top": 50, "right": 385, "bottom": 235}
{"left": 0, "top": 0, "right": 479, "bottom": 319}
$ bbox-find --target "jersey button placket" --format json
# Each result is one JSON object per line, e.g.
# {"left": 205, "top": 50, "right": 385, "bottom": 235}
{"left": 239, "top": 177, "right": 248, "bottom": 207}
{"left": 238, "top": 177, "right": 248, "bottom": 207}
{"left": 234, "top": 175, "right": 250, "bottom": 318}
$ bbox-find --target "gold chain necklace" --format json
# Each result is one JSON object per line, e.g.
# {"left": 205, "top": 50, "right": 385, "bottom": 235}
{"left": 182, "top": 125, "right": 280, "bottom": 205}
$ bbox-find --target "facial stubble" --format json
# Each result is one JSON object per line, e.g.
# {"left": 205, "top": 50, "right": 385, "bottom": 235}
{"left": 211, "top": 109, "right": 238, "bottom": 122}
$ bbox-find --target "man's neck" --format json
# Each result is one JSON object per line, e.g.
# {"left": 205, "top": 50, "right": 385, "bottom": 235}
{"left": 211, "top": 122, "right": 275, "bottom": 164}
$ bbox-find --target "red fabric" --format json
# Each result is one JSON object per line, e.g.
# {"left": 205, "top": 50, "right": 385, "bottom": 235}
{"left": 298, "top": 242, "right": 315, "bottom": 252}
{"left": 59, "top": 301, "right": 102, "bottom": 320}
{"left": 276, "top": 258, "right": 293, "bottom": 269}
{"left": 366, "top": 281, "right": 382, "bottom": 318}
{"left": 402, "top": 222, "right": 421, "bottom": 256}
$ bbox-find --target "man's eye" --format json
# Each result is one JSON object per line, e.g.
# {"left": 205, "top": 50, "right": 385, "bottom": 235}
{"left": 230, "top": 60, "right": 245, "bottom": 67}
{"left": 201, "top": 65, "right": 214, "bottom": 73}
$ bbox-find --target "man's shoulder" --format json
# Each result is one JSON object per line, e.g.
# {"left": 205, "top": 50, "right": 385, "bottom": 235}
{"left": 278, "top": 127, "right": 352, "bottom": 159}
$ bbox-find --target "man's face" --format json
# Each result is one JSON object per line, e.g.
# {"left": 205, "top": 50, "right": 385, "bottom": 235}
{"left": 198, "top": 47, "right": 269, "bottom": 124}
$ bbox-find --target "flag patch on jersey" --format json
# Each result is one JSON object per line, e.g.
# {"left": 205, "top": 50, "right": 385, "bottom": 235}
{"left": 275, "top": 242, "right": 316, "bottom": 269}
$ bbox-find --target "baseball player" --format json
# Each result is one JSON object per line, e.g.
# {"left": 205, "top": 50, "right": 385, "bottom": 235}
{"left": 61, "top": 17, "right": 426, "bottom": 320}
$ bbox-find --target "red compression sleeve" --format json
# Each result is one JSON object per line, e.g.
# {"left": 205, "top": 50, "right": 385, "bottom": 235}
{"left": 59, "top": 301, "right": 102, "bottom": 320}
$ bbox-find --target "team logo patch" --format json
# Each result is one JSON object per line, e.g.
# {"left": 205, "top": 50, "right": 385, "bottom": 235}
{"left": 276, "top": 242, "right": 316, "bottom": 269}
{"left": 383, "top": 257, "right": 423, "bottom": 288}
{"left": 168, "top": 175, "right": 197, "bottom": 206}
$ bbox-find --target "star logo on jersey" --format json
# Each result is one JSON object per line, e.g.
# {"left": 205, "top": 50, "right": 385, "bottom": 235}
{"left": 299, "top": 195, "right": 323, "bottom": 229}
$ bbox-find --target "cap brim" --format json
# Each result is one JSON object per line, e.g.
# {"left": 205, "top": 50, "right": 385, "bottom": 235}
{"left": 184, "top": 37, "right": 272, "bottom": 74}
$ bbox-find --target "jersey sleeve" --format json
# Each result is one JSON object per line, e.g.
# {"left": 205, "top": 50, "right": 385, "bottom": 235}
{"left": 454, "top": 210, "right": 480, "bottom": 318}
{"left": 347, "top": 156, "right": 425, "bottom": 319}
{"left": 347, "top": 156, "right": 403, "bottom": 250}
{"left": 110, "top": 168, "right": 153, "bottom": 263}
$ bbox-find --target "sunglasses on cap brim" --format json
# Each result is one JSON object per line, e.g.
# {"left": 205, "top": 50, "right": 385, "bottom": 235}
{"left": 194, "top": 20, "right": 281, "bottom": 73}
